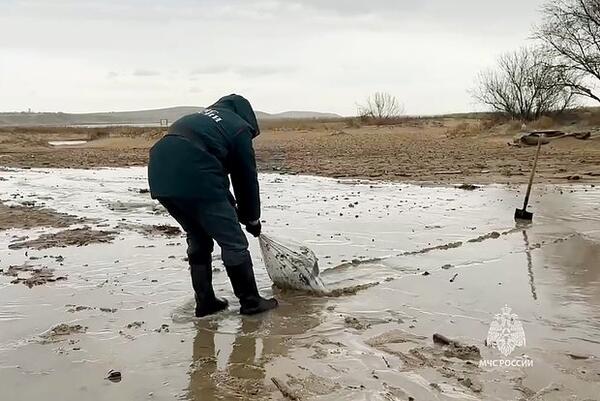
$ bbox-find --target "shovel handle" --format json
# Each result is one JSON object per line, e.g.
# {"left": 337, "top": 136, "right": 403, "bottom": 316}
{"left": 522, "top": 135, "right": 543, "bottom": 210}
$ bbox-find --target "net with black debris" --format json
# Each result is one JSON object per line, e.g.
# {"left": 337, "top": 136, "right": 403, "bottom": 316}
{"left": 259, "top": 234, "right": 326, "bottom": 293}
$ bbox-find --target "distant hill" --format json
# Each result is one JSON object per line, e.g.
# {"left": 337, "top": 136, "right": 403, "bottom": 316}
{"left": 266, "top": 110, "right": 341, "bottom": 119}
{"left": 0, "top": 106, "right": 341, "bottom": 126}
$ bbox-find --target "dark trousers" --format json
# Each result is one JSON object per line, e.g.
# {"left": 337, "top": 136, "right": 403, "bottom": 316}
{"left": 158, "top": 198, "right": 250, "bottom": 267}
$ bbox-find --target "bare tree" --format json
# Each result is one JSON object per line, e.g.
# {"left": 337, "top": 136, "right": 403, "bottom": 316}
{"left": 358, "top": 92, "right": 404, "bottom": 120}
{"left": 472, "top": 47, "right": 578, "bottom": 121}
{"left": 535, "top": 0, "right": 600, "bottom": 102}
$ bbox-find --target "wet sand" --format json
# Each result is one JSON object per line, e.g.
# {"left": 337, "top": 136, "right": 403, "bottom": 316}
{"left": 1, "top": 168, "right": 600, "bottom": 400}
{"left": 0, "top": 202, "right": 85, "bottom": 231}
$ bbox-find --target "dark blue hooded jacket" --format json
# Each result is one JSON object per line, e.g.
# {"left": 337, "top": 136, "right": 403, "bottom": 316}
{"left": 148, "top": 94, "right": 261, "bottom": 223}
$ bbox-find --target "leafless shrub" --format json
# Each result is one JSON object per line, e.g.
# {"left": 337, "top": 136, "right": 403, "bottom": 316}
{"left": 472, "top": 47, "right": 578, "bottom": 121}
{"left": 535, "top": 0, "right": 600, "bottom": 103}
{"left": 357, "top": 92, "right": 405, "bottom": 124}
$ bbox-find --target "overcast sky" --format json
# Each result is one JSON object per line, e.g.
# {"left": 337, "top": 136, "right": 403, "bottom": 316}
{"left": 0, "top": 0, "right": 545, "bottom": 115}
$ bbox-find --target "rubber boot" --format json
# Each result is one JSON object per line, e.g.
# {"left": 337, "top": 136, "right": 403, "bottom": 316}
{"left": 225, "top": 259, "right": 278, "bottom": 315}
{"left": 190, "top": 264, "right": 228, "bottom": 317}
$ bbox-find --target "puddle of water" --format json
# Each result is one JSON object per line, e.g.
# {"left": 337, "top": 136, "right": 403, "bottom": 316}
{"left": 0, "top": 167, "right": 599, "bottom": 400}
{"left": 47, "top": 140, "right": 88, "bottom": 146}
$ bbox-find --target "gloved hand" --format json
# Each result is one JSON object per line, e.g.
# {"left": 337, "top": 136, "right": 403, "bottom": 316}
{"left": 245, "top": 220, "right": 262, "bottom": 237}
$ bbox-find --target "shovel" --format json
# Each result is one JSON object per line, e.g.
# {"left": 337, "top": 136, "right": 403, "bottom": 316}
{"left": 515, "top": 134, "right": 543, "bottom": 221}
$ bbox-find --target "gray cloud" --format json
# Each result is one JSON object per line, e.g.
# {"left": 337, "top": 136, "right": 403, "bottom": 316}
{"left": 190, "top": 65, "right": 230, "bottom": 75}
{"left": 191, "top": 65, "right": 295, "bottom": 77}
{"left": 276, "top": 0, "right": 422, "bottom": 16}
{"left": 133, "top": 69, "right": 160, "bottom": 77}
{"left": 0, "top": 0, "right": 535, "bottom": 27}
{"left": 0, "top": 0, "right": 547, "bottom": 115}
{"left": 233, "top": 65, "right": 296, "bottom": 77}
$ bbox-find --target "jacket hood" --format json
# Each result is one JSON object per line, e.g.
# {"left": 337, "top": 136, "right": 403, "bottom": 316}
{"left": 210, "top": 94, "right": 260, "bottom": 137}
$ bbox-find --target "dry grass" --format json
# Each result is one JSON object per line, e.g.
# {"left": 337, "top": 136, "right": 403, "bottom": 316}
{"left": 505, "top": 120, "right": 525, "bottom": 134}
{"left": 0, "top": 126, "right": 93, "bottom": 135}
{"left": 344, "top": 118, "right": 362, "bottom": 129}
{"left": 2, "top": 114, "right": 599, "bottom": 184}
{"left": 4, "top": 107, "right": 600, "bottom": 147}
{"left": 445, "top": 121, "right": 484, "bottom": 137}
{"left": 258, "top": 118, "right": 346, "bottom": 132}
{"left": 0, "top": 125, "right": 163, "bottom": 138}
{"left": 575, "top": 108, "right": 600, "bottom": 127}
{"left": 528, "top": 116, "right": 557, "bottom": 130}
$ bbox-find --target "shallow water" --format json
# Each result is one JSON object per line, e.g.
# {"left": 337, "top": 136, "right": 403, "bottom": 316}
{"left": 1, "top": 167, "right": 599, "bottom": 400}
{"left": 48, "top": 140, "right": 88, "bottom": 146}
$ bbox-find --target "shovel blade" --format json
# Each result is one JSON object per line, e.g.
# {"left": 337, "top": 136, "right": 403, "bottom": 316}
{"left": 514, "top": 208, "right": 533, "bottom": 221}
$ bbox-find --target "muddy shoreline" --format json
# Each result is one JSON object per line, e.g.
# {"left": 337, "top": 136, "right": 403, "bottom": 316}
{"left": 1, "top": 166, "right": 600, "bottom": 400}
{"left": 1, "top": 121, "right": 600, "bottom": 185}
